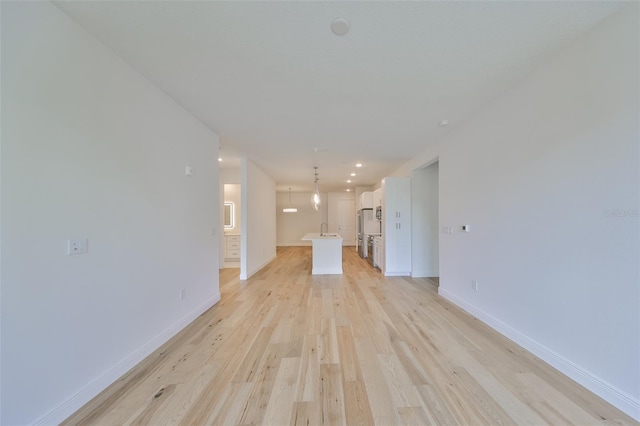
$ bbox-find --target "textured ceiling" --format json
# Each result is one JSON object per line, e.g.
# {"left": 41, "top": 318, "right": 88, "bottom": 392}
{"left": 54, "top": 1, "right": 625, "bottom": 192}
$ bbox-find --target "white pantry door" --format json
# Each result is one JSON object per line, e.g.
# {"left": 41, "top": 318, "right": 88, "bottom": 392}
{"left": 337, "top": 199, "right": 356, "bottom": 245}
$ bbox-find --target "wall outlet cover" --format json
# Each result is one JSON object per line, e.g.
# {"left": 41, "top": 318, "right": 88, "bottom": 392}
{"left": 67, "top": 238, "right": 88, "bottom": 255}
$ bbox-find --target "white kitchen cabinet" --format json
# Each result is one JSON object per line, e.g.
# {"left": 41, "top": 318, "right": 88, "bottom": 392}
{"left": 381, "top": 177, "right": 411, "bottom": 276}
{"left": 359, "top": 191, "right": 373, "bottom": 209}
{"left": 373, "top": 236, "right": 383, "bottom": 270}
{"left": 373, "top": 188, "right": 382, "bottom": 208}
{"left": 224, "top": 235, "right": 241, "bottom": 260}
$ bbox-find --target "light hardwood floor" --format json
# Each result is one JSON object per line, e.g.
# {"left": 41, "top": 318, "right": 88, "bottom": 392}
{"left": 64, "top": 246, "right": 636, "bottom": 425}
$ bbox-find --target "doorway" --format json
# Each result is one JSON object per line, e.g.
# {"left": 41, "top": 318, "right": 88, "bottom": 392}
{"left": 337, "top": 198, "right": 356, "bottom": 245}
{"left": 411, "top": 161, "right": 439, "bottom": 279}
{"left": 223, "top": 183, "right": 241, "bottom": 268}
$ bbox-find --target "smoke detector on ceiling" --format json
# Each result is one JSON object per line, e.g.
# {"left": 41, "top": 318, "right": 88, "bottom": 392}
{"left": 331, "top": 18, "right": 350, "bottom": 36}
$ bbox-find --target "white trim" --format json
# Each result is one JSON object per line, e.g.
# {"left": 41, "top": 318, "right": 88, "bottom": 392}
{"left": 384, "top": 271, "right": 411, "bottom": 277}
{"left": 439, "top": 288, "right": 640, "bottom": 422}
{"left": 277, "top": 245, "right": 355, "bottom": 247}
{"left": 34, "top": 293, "right": 221, "bottom": 425}
{"left": 241, "top": 253, "right": 277, "bottom": 280}
{"left": 275, "top": 243, "right": 356, "bottom": 247}
{"left": 411, "top": 269, "right": 437, "bottom": 278}
{"left": 312, "top": 267, "right": 343, "bottom": 275}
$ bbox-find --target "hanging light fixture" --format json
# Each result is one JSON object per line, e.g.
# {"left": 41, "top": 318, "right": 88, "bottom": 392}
{"left": 311, "top": 167, "right": 321, "bottom": 211}
{"left": 283, "top": 188, "right": 298, "bottom": 213}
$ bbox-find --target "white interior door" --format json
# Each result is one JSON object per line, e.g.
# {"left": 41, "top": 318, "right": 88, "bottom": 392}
{"left": 337, "top": 199, "right": 356, "bottom": 245}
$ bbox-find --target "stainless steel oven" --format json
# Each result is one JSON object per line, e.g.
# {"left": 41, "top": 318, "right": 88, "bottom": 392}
{"left": 366, "top": 235, "right": 374, "bottom": 266}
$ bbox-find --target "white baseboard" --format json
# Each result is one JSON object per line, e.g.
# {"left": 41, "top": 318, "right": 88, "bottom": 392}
{"left": 241, "top": 253, "right": 278, "bottom": 280}
{"left": 34, "top": 293, "right": 221, "bottom": 425}
{"left": 276, "top": 243, "right": 354, "bottom": 247}
{"left": 312, "top": 268, "right": 343, "bottom": 275}
{"left": 384, "top": 271, "right": 411, "bottom": 277}
{"left": 439, "top": 288, "right": 640, "bottom": 422}
{"left": 411, "top": 269, "right": 438, "bottom": 278}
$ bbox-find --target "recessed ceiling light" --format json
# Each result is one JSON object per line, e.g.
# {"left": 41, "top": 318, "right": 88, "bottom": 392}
{"left": 331, "top": 17, "right": 350, "bottom": 36}
{"left": 346, "top": 189, "right": 351, "bottom": 192}
{"left": 355, "top": 163, "right": 363, "bottom": 168}
{"left": 218, "top": 157, "right": 222, "bottom": 162}
{"left": 439, "top": 120, "right": 449, "bottom": 127}
{"left": 350, "top": 172, "right": 356, "bottom": 177}
{"left": 347, "top": 180, "right": 352, "bottom": 183}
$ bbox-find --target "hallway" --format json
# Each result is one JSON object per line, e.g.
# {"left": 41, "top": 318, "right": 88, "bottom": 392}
{"left": 64, "top": 247, "right": 634, "bottom": 425}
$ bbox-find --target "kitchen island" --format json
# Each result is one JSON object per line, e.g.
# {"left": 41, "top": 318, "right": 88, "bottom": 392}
{"left": 301, "top": 233, "right": 343, "bottom": 275}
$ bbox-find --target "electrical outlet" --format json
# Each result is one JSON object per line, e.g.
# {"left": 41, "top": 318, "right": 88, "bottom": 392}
{"left": 180, "top": 289, "right": 186, "bottom": 300}
{"left": 67, "top": 238, "right": 88, "bottom": 255}
{"left": 472, "top": 280, "right": 478, "bottom": 291}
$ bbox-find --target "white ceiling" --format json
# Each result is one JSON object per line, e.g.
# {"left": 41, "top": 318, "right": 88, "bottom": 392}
{"left": 54, "top": 1, "right": 624, "bottom": 192}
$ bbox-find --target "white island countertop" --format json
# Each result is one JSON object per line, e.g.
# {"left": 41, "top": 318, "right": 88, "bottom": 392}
{"left": 301, "top": 233, "right": 343, "bottom": 240}
{"left": 301, "top": 233, "right": 343, "bottom": 274}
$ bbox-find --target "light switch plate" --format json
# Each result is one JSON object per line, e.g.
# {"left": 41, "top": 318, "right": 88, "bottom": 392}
{"left": 67, "top": 238, "right": 88, "bottom": 255}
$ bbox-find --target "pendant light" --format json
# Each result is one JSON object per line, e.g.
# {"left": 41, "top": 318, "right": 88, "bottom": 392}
{"left": 283, "top": 188, "right": 297, "bottom": 213}
{"left": 311, "top": 167, "right": 321, "bottom": 211}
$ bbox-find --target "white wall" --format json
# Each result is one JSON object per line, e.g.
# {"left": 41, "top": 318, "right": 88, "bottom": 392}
{"left": 393, "top": 5, "right": 639, "bottom": 419}
{"left": 411, "top": 162, "right": 439, "bottom": 277}
{"left": 276, "top": 191, "right": 328, "bottom": 246}
{"left": 220, "top": 167, "right": 241, "bottom": 183}
{"left": 1, "top": 2, "right": 221, "bottom": 424}
{"left": 241, "top": 159, "right": 277, "bottom": 279}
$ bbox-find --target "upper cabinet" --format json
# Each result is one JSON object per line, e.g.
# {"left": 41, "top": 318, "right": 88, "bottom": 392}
{"left": 373, "top": 188, "right": 382, "bottom": 208}
{"left": 359, "top": 191, "right": 373, "bottom": 209}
